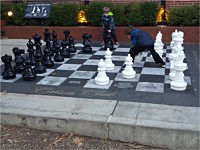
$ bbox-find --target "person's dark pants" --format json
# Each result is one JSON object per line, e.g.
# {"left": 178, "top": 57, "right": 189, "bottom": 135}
{"left": 129, "top": 44, "right": 165, "bottom": 64}
{"left": 103, "top": 28, "right": 118, "bottom": 44}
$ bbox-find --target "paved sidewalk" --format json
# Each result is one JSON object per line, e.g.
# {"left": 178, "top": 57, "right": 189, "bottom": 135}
{"left": 0, "top": 39, "right": 199, "bottom": 149}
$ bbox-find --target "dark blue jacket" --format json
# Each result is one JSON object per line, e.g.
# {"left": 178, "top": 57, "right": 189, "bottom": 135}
{"left": 130, "top": 29, "right": 154, "bottom": 47}
{"left": 102, "top": 14, "right": 115, "bottom": 30}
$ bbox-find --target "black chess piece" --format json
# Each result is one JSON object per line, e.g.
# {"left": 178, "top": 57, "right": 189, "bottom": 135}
{"left": 1, "top": 54, "right": 16, "bottom": 79}
{"left": 12, "top": 47, "right": 25, "bottom": 73}
{"left": 82, "top": 33, "right": 92, "bottom": 53}
{"left": 33, "top": 34, "right": 46, "bottom": 74}
{"left": 104, "top": 32, "right": 114, "bottom": 51}
{"left": 27, "top": 39, "right": 36, "bottom": 66}
{"left": 63, "top": 29, "right": 70, "bottom": 46}
{"left": 43, "top": 46, "right": 54, "bottom": 68}
{"left": 23, "top": 59, "right": 37, "bottom": 81}
{"left": 54, "top": 42, "right": 64, "bottom": 62}
{"left": 61, "top": 40, "right": 70, "bottom": 58}
{"left": 51, "top": 30, "right": 58, "bottom": 55}
{"left": 44, "top": 28, "right": 53, "bottom": 56}
{"left": 68, "top": 36, "right": 76, "bottom": 53}
{"left": 33, "top": 34, "right": 43, "bottom": 58}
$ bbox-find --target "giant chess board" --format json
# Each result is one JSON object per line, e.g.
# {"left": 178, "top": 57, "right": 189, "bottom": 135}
{"left": 0, "top": 43, "right": 198, "bottom": 107}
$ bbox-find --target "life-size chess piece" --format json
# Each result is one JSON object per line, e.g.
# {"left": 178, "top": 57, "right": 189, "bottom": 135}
{"left": 54, "top": 42, "right": 64, "bottom": 62}
{"left": 1, "top": 54, "right": 16, "bottom": 79}
{"left": 51, "top": 30, "right": 58, "bottom": 55}
{"left": 12, "top": 47, "right": 25, "bottom": 73}
{"left": 95, "top": 59, "right": 109, "bottom": 85}
{"left": 104, "top": 32, "right": 114, "bottom": 51}
{"left": 27, "top": 39, "right": 36, "bottom": 66}
{"left": 105, "top": 48, "right": 115, "bottom": 70}
{"left": 122, "top": 54, "right": 136, "bottom": 79}
{"left": 68, "top": 36, "right": 76, "bottom": 53}
{"left": 44, "top": 28, "right": 53, "bottom": 56}
{"left": 170, "top": 62, "right": 187, "bottom": 91}
{"left": 43, "top": 46, "right": 54, "bottom": 68}
{"left": 33, "top": 34, "right": 46, "bottom": 73}
{"left": 61, "top": 40, "right": 70, "bottom": 58}
{"left": 63, "top": 29, "right": 70, "bottom": 46}
{"left": 82, "top": 33, "right": 92, "bottom": 53}
{"left": 23, "top": 59, "right": 37, "bottom": 81}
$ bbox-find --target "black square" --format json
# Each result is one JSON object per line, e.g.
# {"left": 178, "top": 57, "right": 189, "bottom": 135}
{"left": 90, "top": 55, "right": 104, "bottom": 60}
{"left": 15, "top": 76, "right": 44, "bottom": 84}
{"left": 164, "top": 84, "right": 193, "bottom": 95}
{"left": 110, "top": 81, "right": 137, "bottom": 90}
{"left": 66, "top": 59, "right": 86, "bottom": 64}
{"left": 78, "top": 65, "right": 97, "bottom": 71}
{"left": 113, "top": 61, "right": 124, "bottom": 66}
{"left": 112, "top": 52, "right": 127, "bottom": 56}
{"left": 144, "top": 62, "right": 161, "bottom": 68}
{"left": 133, "top": 67, "right": 143, "bottom": 74}
{"left": 49, "top": 70, "right": 73, "bottom": 77}
{"left": 140, "top": 74, "right": 164, "bottom": 83}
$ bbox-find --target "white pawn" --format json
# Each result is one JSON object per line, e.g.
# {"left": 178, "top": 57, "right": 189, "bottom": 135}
{"left": 170, "top": 63, "right": 187, "bottom": 91}
{"left": 95, "top": 59, "right": 109, "bottom": 85}
{"left": 105, "top": 48, "right": 115, "bottom": 70}
{"left": 122, "top": 54, "right": 136, "bottom": 79}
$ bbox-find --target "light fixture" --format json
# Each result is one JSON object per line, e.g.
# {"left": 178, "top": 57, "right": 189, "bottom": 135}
{"left": 156, "top": 0, "right": 169, "bottom": 26}
{"left": 8, "top": 11, "right": 13, "bottom": 17}
{"left": 77, "top": 10, "right": 88, "bottom": 25}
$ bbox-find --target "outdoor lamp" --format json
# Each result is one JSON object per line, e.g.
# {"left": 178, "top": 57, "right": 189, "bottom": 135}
{"left": 8, "top": 11, "right": 13, "bottom": 17}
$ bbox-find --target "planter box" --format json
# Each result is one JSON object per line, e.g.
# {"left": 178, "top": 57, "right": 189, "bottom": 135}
{"left": 1, "top": 26, "right": 199, "bottom": 43}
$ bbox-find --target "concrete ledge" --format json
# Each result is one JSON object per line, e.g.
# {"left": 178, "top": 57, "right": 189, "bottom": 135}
{"left": 1, "top": 92, "right": 199, "bottom": 149}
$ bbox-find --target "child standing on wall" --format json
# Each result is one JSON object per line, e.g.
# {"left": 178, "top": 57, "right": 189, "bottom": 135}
{"left": 102, "top": 7, "right": 119, "bottom": 47}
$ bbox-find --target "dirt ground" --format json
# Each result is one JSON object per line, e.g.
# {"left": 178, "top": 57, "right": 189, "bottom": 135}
{"left": 1, "top": 125, "right": 167, "bottom": 149}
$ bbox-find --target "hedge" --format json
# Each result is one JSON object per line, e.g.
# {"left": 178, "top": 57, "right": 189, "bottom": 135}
{"left": 1, "top": 2, "right": 199, "bottom": 26}
{"left": 169, "top": 4, "right": 199, "bottom": 26}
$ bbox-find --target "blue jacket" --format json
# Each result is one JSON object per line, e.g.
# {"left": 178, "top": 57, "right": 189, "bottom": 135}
{"left": 102, "top": 14, "right": 115, "bottom": 30}
{"left": 130, "top": 29, "right": 154, "bottom": 47}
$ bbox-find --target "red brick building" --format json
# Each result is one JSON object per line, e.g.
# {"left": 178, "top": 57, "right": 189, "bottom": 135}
{"left": 1, "top": 0, "right": 199, "bottom": 10}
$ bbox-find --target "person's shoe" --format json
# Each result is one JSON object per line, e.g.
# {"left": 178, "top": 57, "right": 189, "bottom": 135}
{"left": 160, "top": 63, "right": 166, "bottom": 68}
{"left": 115, "top": 42, "right": 120, "bottom": 47}
{"left": 122, "top": 64, "right": 126, "bottom": 69}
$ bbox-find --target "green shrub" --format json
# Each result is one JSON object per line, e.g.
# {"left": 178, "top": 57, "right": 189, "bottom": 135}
{"left": 169, "top": 4, "right": 199, "bottom": 26}
{"left": 86, "top": 2, "right": 112, "bottom": 26}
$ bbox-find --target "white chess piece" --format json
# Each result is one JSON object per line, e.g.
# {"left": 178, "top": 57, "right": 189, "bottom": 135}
{"left": 135, "top": 52, "right": 143, "bottom": 62}
{"left": 122, "top": 54, "right": 136, "bottom": 78}
{"left": 95, "top": 59, "right": 109, "bottom": 85}
{"left": 105, "top": 48, "right": 115, "bottom": 70}
{"left": 170, "top": 63, "right": 187, "bottom": 91}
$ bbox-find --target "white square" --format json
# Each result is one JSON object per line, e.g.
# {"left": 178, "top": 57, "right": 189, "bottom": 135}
{"left": 54, "top": 58, "right": 69, "bottom": 64}
{"left": 115, "top": 73, "right": 140, "bottom": 82}
{"left": 56, "top": 64, "right": 81, "bottom": 70}
{"left": 114, "top": 47, "right": 129, "bottom": 52}
{"left": 36, "top": 76, "right": 67, "bottom": 86}
{"left": 164, "top": 75, "right": 192, "bottom": 85}
{"left": 83, "top": 59, "right": 99, "bottom": 66}
{"left": 37, "top": 69, "right": 55, "bottom": 76}
{"left": 69, "top": 71, "right": 96, "bottom": 79}
{"left": 91, "top": 47, "right": 101, "bottom": 51}
{"left": 84, "top": 79, "right": 113, "bottom": 89}
{"left": 112, "top": 55, "right": 126, "bottom": 61}
{"left": 93, "top": 51, "right": 106, "bottom": 55}
{"left": 106, "top": 66, "right": 121, "bottom": 73}
{"left": 71, "top": 54, "right": 92, "bottom": 59}
{"left": 75, "top": 43, "right": 84, "bottom": 47}
{"left": 136, "top": 82, "right": 164, "bottom": 93}
{"left": 133, "top": 62, "right": 145, "bottom": 68}
{"left": 141, "top": 68, "right": 165, "bottom": 75}
{"left": 0, "top": 74, "right": 21, "bottom": 83}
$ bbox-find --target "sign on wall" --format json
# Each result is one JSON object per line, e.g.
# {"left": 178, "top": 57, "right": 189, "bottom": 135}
{"left": 24, "top": 3, "right": 51, "bottom": 18}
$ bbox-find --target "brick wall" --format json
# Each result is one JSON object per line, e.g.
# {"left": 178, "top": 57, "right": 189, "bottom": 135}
{"left": 1, "top": 26, "right": 199, "bottom": 43}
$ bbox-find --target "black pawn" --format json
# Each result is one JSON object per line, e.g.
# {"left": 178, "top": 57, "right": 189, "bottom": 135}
{"left": 54, "top": 42, "right": 64, "bottom": 62}
{"left": 43, "top": 46, "right": 54, "bottom": 68}
{"left": 82, "top": 33, "right": 92, "bottom": 53}
{"left": 1, "top": 54, "right": 16, "bottom": 79}
{"left": 104, "top": 32, "right": 114, "bottom": 51}
{"left": 51, "top": 30, "right": 58, "bottom": 55}
{"left": 34, "top": 51, "right": 46, "bottom": 74}
{"left": 68, "top": 36, "right": 76, "bottom": 53}
{"left": 61, "top": 40, "right": 70, "bottom": 58}
{"left": 12, "top": 47, "right": 25, "bottom": 73}
{"left": 33, "top": 34, "right": 43, "bottom": 58}
{"left": 23, "top": 59, "right": 37, "bottom": 81}
{"left": 63, "top": 29, "right": 70, "bottom": 46}
{"left": 27, "top": 39, "right": 36, "bottom": 66}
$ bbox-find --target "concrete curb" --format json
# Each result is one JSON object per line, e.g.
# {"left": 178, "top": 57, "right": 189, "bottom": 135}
{"left": 1, "top": 92, "right": 199, "bottom": 149}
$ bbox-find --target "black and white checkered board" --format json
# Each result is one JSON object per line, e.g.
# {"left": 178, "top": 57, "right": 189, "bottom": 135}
{"left": 0, "top": 43, "right": 193, "bottom": 94}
